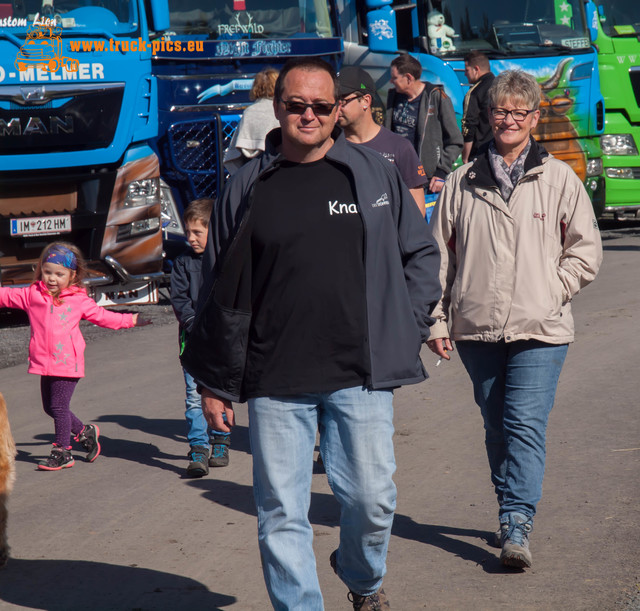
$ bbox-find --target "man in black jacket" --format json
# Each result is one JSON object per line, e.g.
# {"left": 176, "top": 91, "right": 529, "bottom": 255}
{"left": 385, "top": 53, "right": 463, "bottom": 194}
{"left": 461, "top": 51, "right": 495, "bottom": 163}
{"left": 183, "top": 57, "right": 441, "bottom": 611}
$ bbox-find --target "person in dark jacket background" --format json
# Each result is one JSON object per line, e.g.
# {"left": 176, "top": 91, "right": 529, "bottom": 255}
{"left": 385, "top": 53, "right": 463, "bottom": 194}
{"left": 461, "top": 51, "right": 495, "bottom": 163}
{"left": 182, "top": 58, "right": 441, "bottom": 610}
{"left": 170, "top": 198, "right": 231, "bottom": 478}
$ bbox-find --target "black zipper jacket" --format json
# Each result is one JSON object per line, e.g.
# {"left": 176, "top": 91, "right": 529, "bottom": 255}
{"left": 181, "top": 128, "right": 442, "bottom": 402}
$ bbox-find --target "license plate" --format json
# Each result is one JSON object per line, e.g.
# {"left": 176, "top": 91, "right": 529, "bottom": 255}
{"left": 10, "top": 215, "right": 72, "bottom": 237}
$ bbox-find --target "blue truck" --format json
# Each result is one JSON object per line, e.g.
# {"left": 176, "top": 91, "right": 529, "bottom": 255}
{"left": 0, "top": 0, "right": 169, "bottom": 305}
{"left": 335, "top": 0, "right": 606, "bottom": 217}
{"left": 150, "top": 0, "right": 344, "bottom": 255}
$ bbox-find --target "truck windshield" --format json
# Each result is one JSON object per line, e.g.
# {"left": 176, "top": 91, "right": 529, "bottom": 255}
{"left": 594, "top": 0, "right": 640, "bottom": 37}
{"left": 166, "top": 0, "right": 334, "bottom": 39}
{"left": 420, "top": 0, "right": 591, "bottom": 56}
{"left": 0, "top": 0, "right": 137, "bottom": 35}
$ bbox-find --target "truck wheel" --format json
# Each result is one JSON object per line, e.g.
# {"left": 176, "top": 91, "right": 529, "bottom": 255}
{"left": 48, "top": 58, "right": 60, "bottom": 72}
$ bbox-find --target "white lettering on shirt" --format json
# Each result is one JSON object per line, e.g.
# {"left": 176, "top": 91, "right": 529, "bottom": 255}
{"left": 329, "top": 200, "right": 358, "bottom": 215}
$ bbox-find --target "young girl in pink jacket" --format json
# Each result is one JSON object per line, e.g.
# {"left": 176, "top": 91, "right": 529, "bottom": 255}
{"left": 0, "top": 242, "right": 149, "bottom": 471}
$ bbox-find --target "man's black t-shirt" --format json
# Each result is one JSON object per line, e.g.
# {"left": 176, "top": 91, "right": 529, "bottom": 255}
{"left": 244, "top": 158, "right": 369, "bottom": 398}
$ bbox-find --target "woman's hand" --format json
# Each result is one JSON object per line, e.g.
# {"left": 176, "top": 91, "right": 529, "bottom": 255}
{"left": 427, "top": 337, "right": 453, "bottom": 360}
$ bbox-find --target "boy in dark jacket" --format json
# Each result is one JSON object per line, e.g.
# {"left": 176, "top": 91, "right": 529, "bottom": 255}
{"left": 170, "top": 198, "right": 231, "bottom": 477}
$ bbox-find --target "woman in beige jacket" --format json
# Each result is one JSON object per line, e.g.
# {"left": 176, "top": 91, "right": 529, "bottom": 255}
{"left": 428, "top": 70, "right": 602, "bottom": 570}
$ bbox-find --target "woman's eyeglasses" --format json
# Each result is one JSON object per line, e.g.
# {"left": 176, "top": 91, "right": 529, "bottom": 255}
{"left": 490, "top": 108, "right": 536, "bottom": 122}
{"left": 281, "top": 99, "right": 337, "bottom": 116}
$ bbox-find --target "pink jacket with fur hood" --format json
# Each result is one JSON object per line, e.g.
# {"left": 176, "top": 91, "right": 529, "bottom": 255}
{"left": 0, "top": 281, "right": 135, "bottom": 378}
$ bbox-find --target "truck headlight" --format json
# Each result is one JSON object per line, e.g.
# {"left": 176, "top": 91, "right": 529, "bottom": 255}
{"left": 116, "top": 217, "right": 161, "bottom": 241}
{"left": 586, "top": 158, "right": 603, "bottom": 177}
{"left": 159, "top": 179, "right": 185, "bottom": 238}
{"left": 600, "top": 134, "right": 638, "bottom": 156}
{"left": 605, "top": 167, "right": 636, "bottom": 179}
{"left": 124, "top": 179, "right": 160, "bottom": 208}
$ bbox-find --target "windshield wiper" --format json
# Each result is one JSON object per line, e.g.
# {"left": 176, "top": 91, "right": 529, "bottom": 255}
{"left": 503, "top": 41, "right": 587, "bottom": 53}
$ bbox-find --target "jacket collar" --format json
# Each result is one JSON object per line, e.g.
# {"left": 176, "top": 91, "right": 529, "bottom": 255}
{"left": 466, "top": 138, "right": 549, "bottom": 189}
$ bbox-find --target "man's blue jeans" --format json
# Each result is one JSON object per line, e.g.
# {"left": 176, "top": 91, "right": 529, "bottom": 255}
{"left": 248, "top": 386, "right": 396, "bottom": 611}
{"left": 456, "top": 340, "right": 568, "bottom": 521}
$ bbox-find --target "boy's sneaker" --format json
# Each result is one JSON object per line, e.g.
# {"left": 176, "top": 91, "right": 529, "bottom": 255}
{"left": 330, "top": 550, "right": 390, "bottom": 610}
{"left": 38, "top": 446, "right": 74, "bottom": 471}
{"left": 500, "top": 513, "right": 533, "bottom": 568}
{"left": 75, "top": 424, "right": 101, "bottom": 462}
{"left": 187, "top": 445, "right": 210, "bottom": 477}
{"left": 209, "top": 434, "right": 230, "bottom": 467}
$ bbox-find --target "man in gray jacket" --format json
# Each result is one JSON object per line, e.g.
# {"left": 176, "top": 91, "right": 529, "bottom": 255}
{"left": 386, "top": 53, "right": 463, "bottom": 194}
{"left": 182, "top": 57, "right": 441, "bottom": 610}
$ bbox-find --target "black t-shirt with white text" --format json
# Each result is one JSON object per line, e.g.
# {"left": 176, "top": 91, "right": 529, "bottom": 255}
{"left": 244, "top": 158, "right": 369, "bottom": 398}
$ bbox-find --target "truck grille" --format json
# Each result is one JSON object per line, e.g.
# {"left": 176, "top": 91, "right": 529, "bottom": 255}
{"left": 0, "top": 83, "right": 124, "bottom": 154}
{"left": 167, "top": 114, "right": 240, "bottom": 201}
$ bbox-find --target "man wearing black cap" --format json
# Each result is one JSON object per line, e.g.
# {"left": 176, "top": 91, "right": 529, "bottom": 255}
{"left": 337, "top": 66, "right": 428, "bottom": 216}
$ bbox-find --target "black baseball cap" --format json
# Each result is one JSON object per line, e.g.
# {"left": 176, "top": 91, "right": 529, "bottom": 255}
{"left": 338, "top": 66, "right": 376, "bottom": 97}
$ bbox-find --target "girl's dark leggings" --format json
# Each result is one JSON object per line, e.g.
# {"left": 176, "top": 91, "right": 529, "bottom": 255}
{"left": 40, "top": 376, "right": 82, "bottom": 448}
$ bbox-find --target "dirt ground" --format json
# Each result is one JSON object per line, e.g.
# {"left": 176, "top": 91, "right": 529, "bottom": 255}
{"left": 0, "top": 228, "right": 639, "bottom": 610}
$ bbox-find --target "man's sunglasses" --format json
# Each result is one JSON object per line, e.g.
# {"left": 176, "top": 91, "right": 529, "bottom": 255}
{"left": 280, "top": 99, "right": 337, "bottom": 116}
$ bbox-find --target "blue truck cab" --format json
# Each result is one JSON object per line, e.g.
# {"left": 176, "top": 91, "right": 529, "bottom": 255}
{"left": 0, "top": 0, "right": 170, "bottom": 305}
{"left": 336, "top": 0, "right": 606, "bottom": 217}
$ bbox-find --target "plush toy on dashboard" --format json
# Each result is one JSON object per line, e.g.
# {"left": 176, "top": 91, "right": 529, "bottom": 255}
{"left": 427, "top": 10, "right": 457, "bottom": 53}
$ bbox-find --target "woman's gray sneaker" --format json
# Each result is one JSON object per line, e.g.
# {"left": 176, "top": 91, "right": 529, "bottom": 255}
{"left": 489, "top": 525, "right": 502, "bottom": 548}
{"left": 500, "top": 513, "right": 533, "bottom": 568}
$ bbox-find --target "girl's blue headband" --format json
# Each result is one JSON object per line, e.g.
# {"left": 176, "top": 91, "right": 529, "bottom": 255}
{"left": 45, "top": 246, "right": 78, "bottom": 270}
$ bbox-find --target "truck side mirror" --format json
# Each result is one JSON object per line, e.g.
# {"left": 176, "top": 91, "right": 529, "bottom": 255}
{"left": 366, "top": 5, "right": 399, "bottom": 54}
{"left": 148, "top": 0, "right": 170, "bottom": 33}
{"left": 584, "top": 1, "right": 598, "bottom": 42}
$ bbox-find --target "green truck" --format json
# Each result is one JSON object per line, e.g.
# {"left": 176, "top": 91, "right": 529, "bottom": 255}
{"left": 593, "top": 1, "right": 640, "bottom": 218}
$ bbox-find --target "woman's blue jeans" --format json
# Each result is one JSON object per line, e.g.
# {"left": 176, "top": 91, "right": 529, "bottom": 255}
{"left": 248, "top": 386, "right": 396, "bottom": 611}
{"left": 456, "top": 340, "right": 568, "bottom": 521}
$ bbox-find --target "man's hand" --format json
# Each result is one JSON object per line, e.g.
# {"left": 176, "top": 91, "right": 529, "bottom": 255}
{"left": 462, "top": 141, "right": 472, "bottom": 165}
{"left": 427, "top": 337, "right": 453, "bottom": 360}
{"left": 201, "top": 388, "right": 235, "bottom": 432}
{"left": 429, "top": 176, "right": 445, "bottom": 193}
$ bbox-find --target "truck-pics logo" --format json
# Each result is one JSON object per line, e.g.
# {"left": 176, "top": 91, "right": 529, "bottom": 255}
{"left": 15, "top": 22, "right": 79, "bottom": 73}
